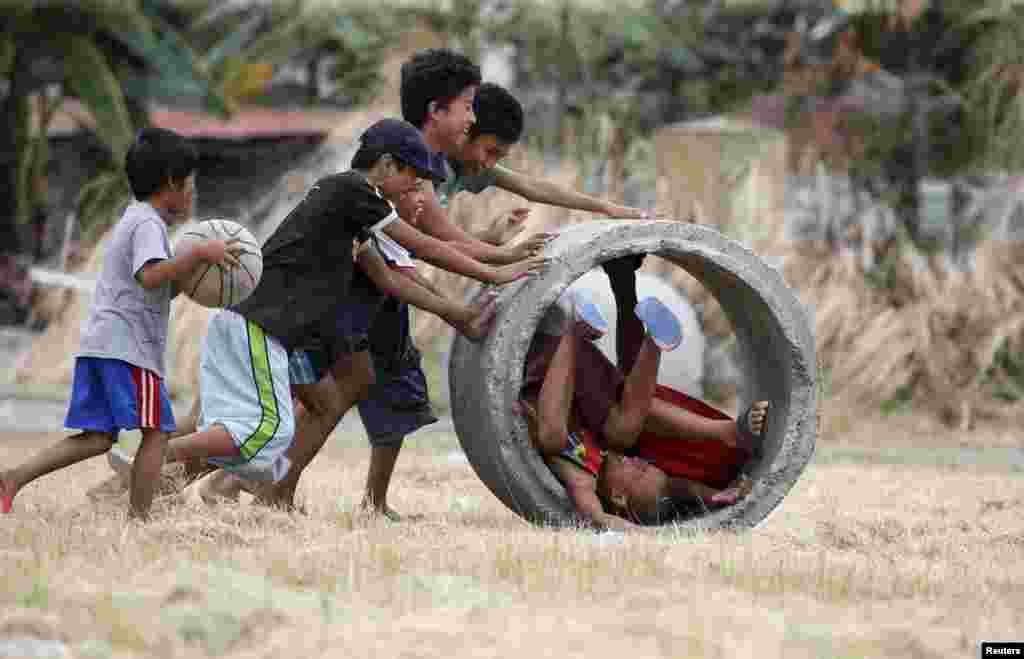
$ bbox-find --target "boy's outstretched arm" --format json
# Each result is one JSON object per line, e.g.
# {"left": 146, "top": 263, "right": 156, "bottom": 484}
{"left": 411, "top": 184, "right": 552, "bottom": 265}
{"left": 356, "top": 244, "right": 496, "bottom": 341}
{"left": 492, "top": 166, "right": 653, "bottom": 219}
{"left": 548, "top": 459, "right": 636, "bottom": 531}
{"left": 381, "top": 217, "right": 546, "bottom": 286}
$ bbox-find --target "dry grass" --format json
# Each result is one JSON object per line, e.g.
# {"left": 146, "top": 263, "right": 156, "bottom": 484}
{"left": 1, "top": 425, "right": 1022, "bottom": 659}
{"left": 772, "top": 238, "right": 1024, "bottom": 429}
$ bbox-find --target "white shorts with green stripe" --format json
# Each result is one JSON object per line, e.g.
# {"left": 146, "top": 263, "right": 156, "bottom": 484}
{"left": 198, "top": 310, "right": 294, "bottom": 482}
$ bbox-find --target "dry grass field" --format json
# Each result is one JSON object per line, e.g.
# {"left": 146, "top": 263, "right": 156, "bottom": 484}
{"left": 1, "top": 409, "right": 1022, "bottom": 659}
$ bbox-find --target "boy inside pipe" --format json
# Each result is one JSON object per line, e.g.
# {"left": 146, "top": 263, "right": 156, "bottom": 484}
{"left": 518, "top": 257, "right": 770, "bottom": 530}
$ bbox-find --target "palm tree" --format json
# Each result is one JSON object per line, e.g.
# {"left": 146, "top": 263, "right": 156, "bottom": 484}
{"left": 181, "top": 0, "right": 389, "bottom": 110}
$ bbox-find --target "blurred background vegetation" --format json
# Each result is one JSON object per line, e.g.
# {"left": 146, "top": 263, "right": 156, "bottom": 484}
{"left": 4, "top": 0, "right": 1024, "bottom": 251}
{"left": 5, "top": 1, "right": 1024, "bottom": 421}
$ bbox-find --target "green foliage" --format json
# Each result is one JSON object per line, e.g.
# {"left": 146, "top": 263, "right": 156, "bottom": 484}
{"left": 18, "top": 575, "right": 49, "bottom": 609}
{"left": 61, "top": 35, "right": 135, "bottom": 165}
{"left": 880, "top": 382, "right": 915, "bottom": 416}
{"left": 980, "top": 338, "right": 1024, "bottom": 403}
{"left": 957, "top": 4, "right": 1024, "bottom": 174}
{"left": 182, "top": 1, "right": 390, "bottom": 108}
{"left": 0, "top": 1, "right": 235, "bottom": 245}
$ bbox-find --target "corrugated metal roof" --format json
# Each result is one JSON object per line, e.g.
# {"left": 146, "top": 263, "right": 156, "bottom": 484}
{"left": 151, "top": 106, "right": 342, "bottom": 139}
{"left": 45, "top": 99, "right": 344, "bottom": 140}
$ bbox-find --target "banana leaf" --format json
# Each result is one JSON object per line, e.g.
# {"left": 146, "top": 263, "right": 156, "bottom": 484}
{"left": 59, "top": 35, "right": 133, "bottom": 166}
{"left": 202, "top": 13, "right": 264, "bottom": 70}
{"left": 114, "top": 0, "right": 231, "bottom": 116}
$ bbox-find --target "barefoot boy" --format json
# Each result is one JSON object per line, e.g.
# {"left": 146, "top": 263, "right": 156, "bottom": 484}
{"left": 344, "top": 68, "right": 657, "bottom": 520}
{"left": 144, "top": 119, "right": 543, "bottom": 487}
{"left": 0, "top": 127, "right": 243, "bottom": 519}
{"left": 521, "top": 291, "right": 770, "bottom": 530}
{"left": 257, "top": 54, "right": 660, "bottom": 517}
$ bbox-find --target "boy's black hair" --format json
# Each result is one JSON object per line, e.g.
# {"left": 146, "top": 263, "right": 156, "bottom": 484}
{"left": 400, "top": 48, "right": 481, "bottom": 129}
{"left": 125, "top": 127, "right": 198, "bottom": 200}
{"left": 468, "top": 82, "right": 524, "bottom": 144}
{"left": 350, "top": 146, "right": 386, "bottom": 173}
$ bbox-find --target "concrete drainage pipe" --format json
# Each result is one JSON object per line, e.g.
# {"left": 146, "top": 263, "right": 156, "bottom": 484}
{"left": 449, "top": 221, "right": 818, "bottom": 530}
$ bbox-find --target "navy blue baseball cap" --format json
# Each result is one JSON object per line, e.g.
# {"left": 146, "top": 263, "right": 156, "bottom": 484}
{"left": 359, "top": 119, "right": 447, "bottom": 183}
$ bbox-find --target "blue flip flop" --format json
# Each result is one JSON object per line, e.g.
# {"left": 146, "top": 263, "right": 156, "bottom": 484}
{"left": 570, "top": 291, "right": 609, "bottom": 338}
{"left": 635, "top": 297, "right": 683, "bottom": 351}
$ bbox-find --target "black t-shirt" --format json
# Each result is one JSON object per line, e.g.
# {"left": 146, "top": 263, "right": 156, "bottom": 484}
{"left": 233, "top": 171, "right": 396, "bottom": 350}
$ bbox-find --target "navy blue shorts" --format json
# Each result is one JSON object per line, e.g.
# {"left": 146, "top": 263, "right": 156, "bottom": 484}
{"left": 290, "top": 274, "right": 385, "bottom": 381}
{"left": 357, "top": 345, "right": 437, "bottom": 447}
{"left": 65, "top": 357, "right": 176, "bottom": 435}
{"left": 290, "top": 299, "right": 436, "bottom": 446}
{"left": 328, "top": 270, "right": 386, "bottom": 355}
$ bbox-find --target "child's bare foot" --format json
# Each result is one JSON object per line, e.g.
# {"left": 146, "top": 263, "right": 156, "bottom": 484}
{"left": 86, "top": 474, "right": 129, "bottom": 502}
{"left": 358, "top": 501, "right": 423, "bottom": 522}
{"left": 457, "top": 290, "right": 500, "bottom": 342}
{"left": 704, "top": 474, "right": 753, "bottom": 507}
{"left": 195, "top": 470, "right": 243, "bottom": 504}
{"left": 0, "top": 473, "right": 18, "bottom": 513}
{"left": 734, "top": 401, "right": 771, "bottom": 455}
{"left": 107, "top": 446, "right": 189, "bottom": 495}
{"left": 251, "top": 485, "right": 307, "bottom": 514}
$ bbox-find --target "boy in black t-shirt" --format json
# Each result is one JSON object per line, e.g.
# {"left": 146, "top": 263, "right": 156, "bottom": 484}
{"left": 151, "top": 119, "right": 543, "bottom": 484}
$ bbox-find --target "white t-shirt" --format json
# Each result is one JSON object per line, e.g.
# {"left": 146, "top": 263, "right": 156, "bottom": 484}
{"left": 78, "top": 201, "right": 173, "bottom": 377}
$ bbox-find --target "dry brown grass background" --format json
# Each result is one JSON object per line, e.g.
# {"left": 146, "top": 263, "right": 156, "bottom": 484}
{"left": 1, "top": 421, "right": 1022, "bottom": 659}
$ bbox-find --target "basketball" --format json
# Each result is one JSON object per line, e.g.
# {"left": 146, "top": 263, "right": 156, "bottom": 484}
{"left": 173, "top": 219, "right": 263, "bottom": 308}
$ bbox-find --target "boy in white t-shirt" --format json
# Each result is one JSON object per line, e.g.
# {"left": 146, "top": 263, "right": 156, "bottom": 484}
{"left": 0, "top": 128, "right": 244, "bottom": 520}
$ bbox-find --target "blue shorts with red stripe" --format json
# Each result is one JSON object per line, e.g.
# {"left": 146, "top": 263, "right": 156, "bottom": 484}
{"left": 64, "top": 357, "right": 176, "bottom": 435}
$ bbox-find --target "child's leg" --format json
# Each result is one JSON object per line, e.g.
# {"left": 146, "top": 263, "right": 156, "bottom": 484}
{"left": 195, "top": 469, "right": 245, "bottom": 504}
{"left": 643, "top": 398, "right": 770, "bottom": 451}
{"left": 175, "top": 394, "right": 212, "bottom": 481}
{"left": 179, "top": 311, "right": 297, "bottom": 487}
{"left": 534, "top": 326, "right": 583, "bottom": 456}
{"left": 130, "top": 428, "right": 168, "bottom": 519}
{"left": 165, "top": 424, "right": 239, "bottom": 464}
{"left": 643, "top": 397, "right": 734, "bottom": 440}
{"left": 362, "top": 441, "right": 403, "bottom": 516}
{"left": 94, "top": 393, "right": 206, "bottom": 500}
{"left": 667, "top": 473, "right": 753, "bottom": 507}
{"left": 256, "top": 285, "right": 390, "bottom": 509}
{"left": 1, "top": 431, "right": 114, "bottom": 512}
{"left": 602, "top": 298, "right": 683, "bottom": 452}
{"left": 356, "top": 351, "right": 437, "bottom": 520}
{"left": 261, "top": 348, "right": 375, "bottom": 508}
{"left": 601, "top": 337, "right": 662, "bottom": 452}
{"left": 602, "top": 255, "right": 645, "bottom": 373}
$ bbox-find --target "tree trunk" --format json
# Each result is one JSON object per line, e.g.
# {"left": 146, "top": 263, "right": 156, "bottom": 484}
{"left": 0, "top": 43, "right": 30, "bottom": 256}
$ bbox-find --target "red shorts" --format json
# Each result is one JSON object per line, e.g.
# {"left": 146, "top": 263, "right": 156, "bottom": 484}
{"left": 630, "top": 386, "right": 747, "bottom": 490}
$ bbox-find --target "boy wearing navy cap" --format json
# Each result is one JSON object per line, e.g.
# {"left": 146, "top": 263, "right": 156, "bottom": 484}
{"left": 151, "top": 119, "right": 544, "bottom": 484}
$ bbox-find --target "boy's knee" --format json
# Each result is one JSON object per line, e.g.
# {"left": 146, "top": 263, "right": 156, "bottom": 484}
{"left": 329, "top": 351, "right": 376, "bottom": 402}
{"left": 604, "top": 411, "right": 644, "bottom": 452}
{"left": 299, "top": 387, "right": 345, "bottom": 421}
